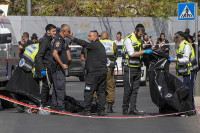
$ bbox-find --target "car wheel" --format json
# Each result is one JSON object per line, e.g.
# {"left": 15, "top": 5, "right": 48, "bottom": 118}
{"left": 79, "top": 75, "right": 85, "bottom": 82}
{"left": 140, "top": 80, "right": 146, "bottom": 86}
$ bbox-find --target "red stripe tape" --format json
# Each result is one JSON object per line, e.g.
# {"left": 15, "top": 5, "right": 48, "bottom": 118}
{"left": 0, "top": 94, "right": 199, "bottom": 119}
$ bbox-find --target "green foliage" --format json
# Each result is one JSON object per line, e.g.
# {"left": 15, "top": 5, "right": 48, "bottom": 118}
{"left": 1, "top": 0, "right": 200, "bottom": 18}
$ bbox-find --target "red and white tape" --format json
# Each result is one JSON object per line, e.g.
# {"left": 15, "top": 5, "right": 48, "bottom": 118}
{"left": 0, "top": 94, "right": 199, "bottom": 119}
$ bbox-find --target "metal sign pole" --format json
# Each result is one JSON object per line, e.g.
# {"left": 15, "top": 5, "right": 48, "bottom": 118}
{"left": 194, "top": 2, "right": 200, "bottom": 96}
{"left": 195, "top": 3, "right": 198, "bottom": 63}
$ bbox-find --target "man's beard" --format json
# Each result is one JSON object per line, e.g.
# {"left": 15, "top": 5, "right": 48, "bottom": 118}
{"left": 135, "top": 33, "right": 141, "bottom": 39}
{"left": 175, "top": 41, "right": 180, "bottom": 47}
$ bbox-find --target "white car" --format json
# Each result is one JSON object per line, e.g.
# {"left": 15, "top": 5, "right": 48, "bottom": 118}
{"left": 114, "top": 45, "right": 147, "bottom": 86}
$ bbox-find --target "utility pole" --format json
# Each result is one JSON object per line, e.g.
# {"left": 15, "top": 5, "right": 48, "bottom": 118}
{"left": 194, "top": 2, "right": 199, "bottom": 96}
{"left": 27, "top": 0, "right": 31, "bottom": 16}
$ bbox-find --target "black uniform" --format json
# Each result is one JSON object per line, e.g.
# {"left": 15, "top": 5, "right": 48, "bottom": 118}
{"left": 51, "top": 34, "right": 69, "bottom": 111}
{"left": 72, "top": 38, "right": 107, "bottom": 112}
{"left": 35, "top": 33, "right": 53, "bottom": 107}
{"left": 161, "top": 40, "right": 170, "bottom": 56}
{"left": 141, "top": 40, "right": 152, "bottom": 69}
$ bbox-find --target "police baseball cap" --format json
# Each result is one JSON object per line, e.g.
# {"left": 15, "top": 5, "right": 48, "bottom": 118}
{"left": 56, "top": 27, "right": 60, "bottom": 32}
{"left": 176, "top": 31, "right": 185, "bottom": 37}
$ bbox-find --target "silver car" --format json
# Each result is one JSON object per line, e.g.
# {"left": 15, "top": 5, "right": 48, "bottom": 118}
{"left": 114, "top": 45, "right": 147, "bottom": 86}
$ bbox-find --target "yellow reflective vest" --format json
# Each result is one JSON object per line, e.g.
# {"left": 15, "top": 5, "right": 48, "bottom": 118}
{"left": 122, "top": 33, "right": 142, "bottom": 67}
{"left": 176, "top": 40, "right": 197, "bottom": 76}
{"left": 19, "top": 43, "right": 39, "bottom": 77}
{"left": 100, "top": 39, "right": 115, "bottom": 67}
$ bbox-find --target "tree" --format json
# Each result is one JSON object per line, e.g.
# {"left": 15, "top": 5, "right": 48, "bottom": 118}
{"left": 1, "top": 0, "right": 200, "bottom": 19}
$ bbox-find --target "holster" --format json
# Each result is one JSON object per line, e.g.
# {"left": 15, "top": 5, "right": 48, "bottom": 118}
{"left": 51, "top": 60, "right": 58, "bottom": 73}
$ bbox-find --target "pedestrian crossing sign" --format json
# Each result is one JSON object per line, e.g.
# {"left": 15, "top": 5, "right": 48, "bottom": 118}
{"left": 178, "top": 3, "right": 195, "bottom": 20}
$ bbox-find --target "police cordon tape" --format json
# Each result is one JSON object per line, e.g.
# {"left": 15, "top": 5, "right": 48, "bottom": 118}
{"left": 0, "top": 94, "right": 199, "bottom": 119}
{"left": 145, "top": 42, "right": 198, "bottom": 46}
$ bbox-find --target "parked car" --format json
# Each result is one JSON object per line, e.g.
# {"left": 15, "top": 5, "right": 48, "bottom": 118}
{"left": 67, "top": 44, "right": 85, "bottom": 81}
{"left": 114, "top": 44, "right": 147, "bottom": 86}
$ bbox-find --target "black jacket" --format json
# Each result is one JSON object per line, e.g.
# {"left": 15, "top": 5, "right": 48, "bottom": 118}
{"left": 35, "top": 34, "right": 53, "bottom": 76}
{"left": 72, "top": 38, "right": 107, "bottom": 74}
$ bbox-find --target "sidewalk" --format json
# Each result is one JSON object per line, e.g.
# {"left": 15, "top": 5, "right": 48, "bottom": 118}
{"left": 169, "top": 63, "right": 176, "bottom": 70}
{"left": 195, "top": 97, "right": 200, "bottom": 118}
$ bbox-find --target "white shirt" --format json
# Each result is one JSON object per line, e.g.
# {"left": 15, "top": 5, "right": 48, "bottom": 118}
{"left": 114, "top": 39, "right": 124, "bottom": 46}
{"left": 124, "top": 37, "right": 134, "bottom": 56}
{"left": 178, "top": 41, "right": 192, "bottom": 64}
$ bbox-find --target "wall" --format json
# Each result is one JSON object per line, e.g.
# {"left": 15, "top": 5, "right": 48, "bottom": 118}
{"left": 7, "top": 16, "right": 200, "bottom": 57}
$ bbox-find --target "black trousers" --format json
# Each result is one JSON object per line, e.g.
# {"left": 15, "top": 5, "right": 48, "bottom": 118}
{"left": 41, "top": 77, "right": 50, "bottom": 107}
{"left": 84, "top": 73, "right": 107, "bottom": 111}
{"left": 122, "top": 65, "right": 141, "bottom": 111}
{"left": 51, "top": 70, "right": 66, "bottom": 110}
{"left": 183, "top": 71, "right": 196, "bottom": 110}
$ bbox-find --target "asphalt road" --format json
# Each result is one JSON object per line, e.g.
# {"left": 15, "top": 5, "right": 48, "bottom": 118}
{"left": 0, "top": 74, "right": 200, "bottom": 133}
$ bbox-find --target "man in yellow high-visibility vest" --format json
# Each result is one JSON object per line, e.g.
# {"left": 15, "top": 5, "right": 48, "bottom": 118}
{"left": 168, "top": 31, "right": 198, "bottom": 115}
{"left": 122, "top": 24, "right": 152, "bottom": 115}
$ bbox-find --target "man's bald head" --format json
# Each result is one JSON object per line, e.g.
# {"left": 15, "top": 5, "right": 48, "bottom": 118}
{"left": 101, "top": 31, "right": 109, "bottom": 39}
{"left": 60, "top": 24, "right": 70, "bottom": 31}
{"left": 60, "top": 24, "right": 71, "bottom": 38}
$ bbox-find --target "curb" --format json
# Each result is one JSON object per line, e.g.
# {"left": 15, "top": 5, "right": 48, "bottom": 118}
{"left": 195, "top": 97, "right": 200, "bottom": 118}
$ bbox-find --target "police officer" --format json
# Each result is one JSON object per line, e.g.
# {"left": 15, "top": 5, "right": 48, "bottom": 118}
{"left": 122, "top": 24, "right": 152, "bottom": 115}
{"left": 66, "top": 30, "right": 107, "bottom": 116}
{"left": 51, "top": 24, "right": 72, "bottom": 111}
{"left": 100, "top": 31, "right": 118, "bottom": 113}
{"left": 31, "top": 33, "right": 39, "bottom": 44}
{"left": 168, "top": 31, "right": 198, "bottom": 114}
{"left": 35, "top": 24, "right": 56, "bottom": 108}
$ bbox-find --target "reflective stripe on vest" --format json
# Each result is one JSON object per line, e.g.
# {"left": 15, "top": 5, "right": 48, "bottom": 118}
{"left": 24, "top": 43, "right": 39, "bottom": 63}
{"left": 100, "top": 40, "right": 114, "bottom": 55}
{"left": 176, "top": 40, "right": 196, "bottom": 76}
{"left": 19, "top": 58, "right": 32, "bottom": 71}
{"left": 23, "top": 43, "right": 39, "bottom": 76}
{"left": 122, "top": 33, "right": 142, "bottom": 67}
{"left": 100, "top": 39, "right": 115, "bottom": 67}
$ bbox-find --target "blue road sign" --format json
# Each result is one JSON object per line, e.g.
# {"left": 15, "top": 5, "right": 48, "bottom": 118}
{"left": 178, "top": 3, "right": 195, "bottom": 20}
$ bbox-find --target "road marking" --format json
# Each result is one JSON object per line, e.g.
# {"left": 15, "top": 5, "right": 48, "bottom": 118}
{"left": 0, "top": 94, "right": 199, "bottom": 119}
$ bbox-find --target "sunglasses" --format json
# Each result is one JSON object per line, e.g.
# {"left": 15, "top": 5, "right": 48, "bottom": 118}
{"left": 63, "top": 30, "right": 71, "bottom": 34}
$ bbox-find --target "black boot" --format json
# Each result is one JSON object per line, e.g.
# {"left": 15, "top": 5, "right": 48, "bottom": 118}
{"left": 128, "top": 109, "right": 145, "bottom": 115}
{"left": 79, "top": 110, "right": 91, "bottom": 116}
{"left": 122, "top": 108, "right": 128, "bottom": 115}
{"left": 98, "top": 110, "right": 105, "bottom": 116}
{"left": 107, "top": 103, "right": 114, "bottom": 113}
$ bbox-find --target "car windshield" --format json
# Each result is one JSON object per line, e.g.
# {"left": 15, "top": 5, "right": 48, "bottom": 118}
{"left": 117, "top": 45, "right": 123, "bottom": 57}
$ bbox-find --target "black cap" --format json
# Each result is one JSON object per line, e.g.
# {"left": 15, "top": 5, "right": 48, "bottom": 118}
{"left": 56, "top": 27, "right": 60, "bottom": 32}
{"left": 31, "top": 33, "right": 38, "bottom": 40}
{"left": 135, "top": 24, "right": 145, "bottom": 32}
{"left": 176, "top": 31, "right": 185, "bottom": 37}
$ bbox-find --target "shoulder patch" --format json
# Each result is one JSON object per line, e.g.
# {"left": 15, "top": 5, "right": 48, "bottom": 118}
{"left": 132, "top": 42, "right": 137, "bottom": 45}
{"left": 55, "top": 41, "right": 61, "bottom": 47}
